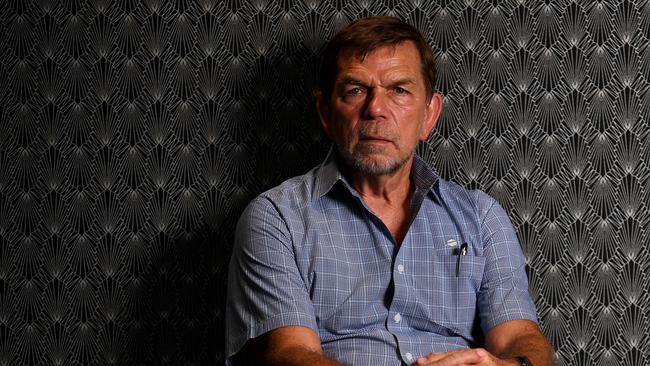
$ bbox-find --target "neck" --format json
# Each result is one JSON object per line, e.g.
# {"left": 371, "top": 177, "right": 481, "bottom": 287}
{"left": 347, "top": 158, "right": 415, "bottom": 206}
{"left": 344, "top": 156, "right": 416, "bottom": 245}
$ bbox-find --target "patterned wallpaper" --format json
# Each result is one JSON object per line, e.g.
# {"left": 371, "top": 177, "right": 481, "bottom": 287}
{"left": 1, "top": 0, "right": 649, "bottom": 365}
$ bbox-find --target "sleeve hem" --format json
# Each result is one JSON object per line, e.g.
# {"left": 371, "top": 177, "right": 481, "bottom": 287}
{"left": 226, "top": 312, "right": 319, "bottom": 364}
{"left": 482, "top": 312, "right": 539, "bottom": 334}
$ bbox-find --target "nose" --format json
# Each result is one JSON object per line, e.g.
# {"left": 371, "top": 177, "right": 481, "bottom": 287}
{"left": 363, "top": 88, "right": 387, "bottom": 120}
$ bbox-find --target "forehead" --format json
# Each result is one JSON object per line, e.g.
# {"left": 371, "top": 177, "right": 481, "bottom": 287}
{"left": 335, "top": 41, "right": 422, "bottom": 77}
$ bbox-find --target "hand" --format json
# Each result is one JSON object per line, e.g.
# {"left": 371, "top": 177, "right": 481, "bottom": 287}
{"left": 412, "top": 348, "right": 520, "bottom": 366}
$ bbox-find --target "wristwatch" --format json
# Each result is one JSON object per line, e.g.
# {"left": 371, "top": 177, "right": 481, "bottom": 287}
{"left": 514, "top": 355, "right": 532, "bottom": 366}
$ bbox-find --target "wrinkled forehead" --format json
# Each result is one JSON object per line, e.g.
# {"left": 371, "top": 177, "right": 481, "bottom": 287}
{"left": 335, "top": 41, "right": 416, "bottom": 66}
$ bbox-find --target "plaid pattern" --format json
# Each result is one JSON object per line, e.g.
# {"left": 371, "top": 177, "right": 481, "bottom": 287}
{"left": 226, "top": 150, "right": 538, "bottom": 365}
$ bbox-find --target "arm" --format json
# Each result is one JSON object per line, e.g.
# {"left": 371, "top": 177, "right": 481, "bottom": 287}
{"left": 476, "top": 198, "right": 539, "bottom": 329}
{"left": 413, "top": 319, "right": 553, "bottom": 366}
{"left": 477, "top": 197, "right": 550, "bottom": 364}
{"left": 485, "top": 319, "right": 554, "bottom": 366}
{"left": 235, "top": 326, "right": 344, "bottom": 366}
{"left": 226, "top": 198, "right": 325, "bottom": 364}
{"left": 412, "top": 197, "right": 554, "bottom": 366}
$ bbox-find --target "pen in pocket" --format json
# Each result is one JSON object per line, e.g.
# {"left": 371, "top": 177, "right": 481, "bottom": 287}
{"left": 456, "top": 243, "right": 468, "bottom": 277}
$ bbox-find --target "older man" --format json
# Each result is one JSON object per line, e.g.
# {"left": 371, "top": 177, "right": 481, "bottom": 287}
{"left": 226, "top": 17, "right": 554, "bottom": 366}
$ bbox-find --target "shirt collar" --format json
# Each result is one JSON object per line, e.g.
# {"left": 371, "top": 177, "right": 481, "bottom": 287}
{"left": 411, "top": 153, "right": 439, "bottom": 193}
{"left": 312, "top": 147, "right": 348, "bottom": 199}
{"left": 312, "top": 146, "right": 440, "bottom": 200}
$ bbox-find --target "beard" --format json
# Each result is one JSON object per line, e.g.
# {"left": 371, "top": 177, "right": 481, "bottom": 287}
{"left": 333, "top": 119, "right": 422, "bottom": 176}
{"left": 336, "top": 139, "right": 413, "bottom": 176}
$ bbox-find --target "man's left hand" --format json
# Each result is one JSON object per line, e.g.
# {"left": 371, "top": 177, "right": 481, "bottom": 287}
{"left": 413, "top": 348, "right": 520, "bottom": 366}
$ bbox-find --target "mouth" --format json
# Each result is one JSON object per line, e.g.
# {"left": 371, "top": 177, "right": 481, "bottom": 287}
{"left": 359, "top": 135, "right": 392, "bottom": 143}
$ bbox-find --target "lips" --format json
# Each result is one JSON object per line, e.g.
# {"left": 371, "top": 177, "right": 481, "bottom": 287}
{"left": 360, "top": 135, "right": 392, "bottom": 142}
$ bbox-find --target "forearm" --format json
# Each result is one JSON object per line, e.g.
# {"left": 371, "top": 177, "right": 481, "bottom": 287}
{"left": 263, "top": 345, "right": 345, "bottom": 366}
{"left": 490, "top": 332, "right": 554, "bottom": 366}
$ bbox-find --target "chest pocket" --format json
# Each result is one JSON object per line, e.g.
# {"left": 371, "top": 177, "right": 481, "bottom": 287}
{"left": 427, "top": 255, "right": 485, "bottom": 335}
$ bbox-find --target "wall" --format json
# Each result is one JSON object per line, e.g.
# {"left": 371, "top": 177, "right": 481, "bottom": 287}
{"left": 1, "top": 0, "right": 648, "bottom": 364}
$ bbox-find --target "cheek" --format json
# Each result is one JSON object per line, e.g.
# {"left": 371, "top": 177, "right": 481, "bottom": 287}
{"left": 400, "top": 109, "right": 427, "bottom": 141}
{"left": 333, "top": 102, "right": 361, "bottom": 121}
{"left": 331, "top": 110, "right": 358, "bottom": 136}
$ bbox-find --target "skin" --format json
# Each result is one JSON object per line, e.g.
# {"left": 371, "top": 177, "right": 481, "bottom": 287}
{"left": 413, "top": 320, "right": 554, "bottom": 365}
{"left": 317, "top": 42, "right": 441, "bottom": 244}
{"left": 238, "top": 42, "right": 554, "bottom": 365}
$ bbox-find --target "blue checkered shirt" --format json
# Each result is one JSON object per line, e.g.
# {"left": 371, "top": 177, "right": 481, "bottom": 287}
{"left": 226, "top": 150, "right": 538, "bottom": 365}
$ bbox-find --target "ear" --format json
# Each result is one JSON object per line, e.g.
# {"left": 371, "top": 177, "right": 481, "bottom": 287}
{"left": 419, "top": 92, "right": 442, "bottom": 141}
{"left": 316, "top": 92, "right": 333, "bottom": 139}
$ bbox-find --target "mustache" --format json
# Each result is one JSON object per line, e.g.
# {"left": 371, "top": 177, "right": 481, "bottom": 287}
{"left": 356, "top": 123, "right": 397, "bottom": 141}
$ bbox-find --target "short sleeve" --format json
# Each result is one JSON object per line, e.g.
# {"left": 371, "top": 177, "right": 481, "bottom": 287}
{"left": 225, "top": 197, "right": 318, "bottom": 364}
{"left": 477, "top": 197, "right": 538, "bottom": 333}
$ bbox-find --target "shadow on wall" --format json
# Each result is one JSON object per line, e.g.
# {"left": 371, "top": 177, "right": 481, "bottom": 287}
{"left": 122, "top": 224, "right": 225, "bottom": 364}
{"left": 129, "top": 44, "right": 330, "bottom": 365}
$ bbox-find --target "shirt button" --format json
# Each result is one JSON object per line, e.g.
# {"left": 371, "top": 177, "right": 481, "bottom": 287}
{"left": 393, "top": 313, "right": 402, "bottom": 323}
{"left": 397, "top": 264, "right": 405, "bottom": 273}
{"left": 405, "top": 353, "right": 413, "bottom": 362}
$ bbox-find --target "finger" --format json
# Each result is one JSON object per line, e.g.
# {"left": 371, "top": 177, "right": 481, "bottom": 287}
{"left": 417, "top": 348, "right": 467, "bottom": 363}
{"left": 469, "top": 348, "right": 495, "bottom": 366}
{"left": 415, "top": 351, "right": 452, "bottom": 365}
{"left": 415, "top": 349, "right": 485, "bottom": 366}
{"left": 414, "top": 348, "right": 489, "bottom": 365}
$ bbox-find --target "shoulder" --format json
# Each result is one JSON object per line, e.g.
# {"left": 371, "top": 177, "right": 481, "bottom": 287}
{"left": 258, "top": 167, "right": 319, "bottom": 210}
{"left": 436, "top": 178, "right": 500, "bottom": 219}
{"left": 238, "top": 166, "right": 321, "bottom": 228}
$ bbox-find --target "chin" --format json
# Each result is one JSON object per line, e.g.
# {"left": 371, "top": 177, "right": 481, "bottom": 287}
{"left": 349, "top": 154, "right": 406, "bottom": 176}
{"left": 337, "top": 144, "right": 412, "bottom": 175}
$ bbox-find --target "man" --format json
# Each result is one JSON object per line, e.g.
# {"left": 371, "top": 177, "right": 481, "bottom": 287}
{"left": 226, "top": 17, "right": 554, "bottom": 366}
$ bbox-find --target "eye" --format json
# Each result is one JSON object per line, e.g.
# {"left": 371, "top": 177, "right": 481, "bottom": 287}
{"left": 394, "top": 86, "right": 408, "bottom": 94}
{"left": 346, "top": 87, "right": 363, "bottom": 95}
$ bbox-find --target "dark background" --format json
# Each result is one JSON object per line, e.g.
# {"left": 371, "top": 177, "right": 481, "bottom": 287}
{"left": 1, "top": 0, "right": 649, "bottom": 365}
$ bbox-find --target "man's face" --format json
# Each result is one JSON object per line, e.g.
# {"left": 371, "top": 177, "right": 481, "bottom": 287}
{"left": 318, "top": 41, "right": 442, "bottom": 176}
